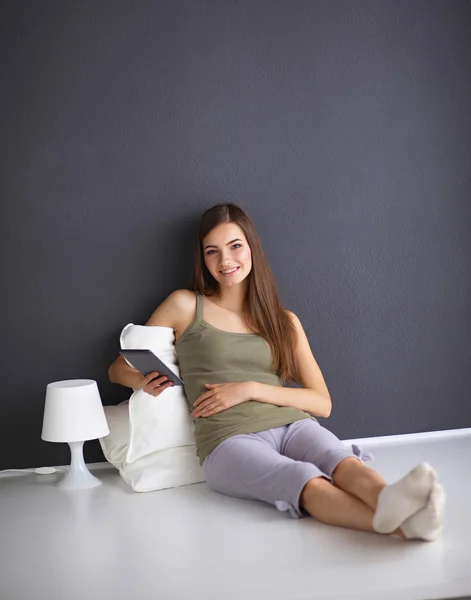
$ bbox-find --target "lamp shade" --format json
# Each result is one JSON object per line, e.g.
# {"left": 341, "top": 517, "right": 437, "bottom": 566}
{"left": 42, "top": 379, "right": 110, "bottom": 443}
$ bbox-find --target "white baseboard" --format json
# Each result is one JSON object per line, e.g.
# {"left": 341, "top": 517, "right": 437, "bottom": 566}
{"left": 342, "top": 426, "right": 471, "bottom": 447}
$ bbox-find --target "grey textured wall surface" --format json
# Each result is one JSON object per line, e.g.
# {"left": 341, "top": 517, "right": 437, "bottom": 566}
{"left": 1, "top": 1, "right": 470, "bottom": 470}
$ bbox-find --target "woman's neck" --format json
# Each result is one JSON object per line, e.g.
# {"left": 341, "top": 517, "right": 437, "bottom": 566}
{"left": 211, "top": 285, "right": 248, "bottom": 313}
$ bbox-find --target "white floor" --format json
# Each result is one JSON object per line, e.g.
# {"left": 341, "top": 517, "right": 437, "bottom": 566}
{"left": 1, "top": 429, "right": 470, "bottom": 600}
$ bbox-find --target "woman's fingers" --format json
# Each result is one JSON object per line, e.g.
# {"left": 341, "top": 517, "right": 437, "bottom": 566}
{"left": 144, "top": 375, "right": 165, "bottom": 390}
{"left": 151, "top": 381, "right": 174, "bottom": 396}
{"left": 144, "top": 371, "right": 160, "bottom": 384}
{"left": 199, "top": 406, "right": 220, "bottom": 417}
{"left": 143, "top": 374, "right": 173, "bottom": 395}
{"left": 193, "top": 400, "right": 220, "bottom": 417}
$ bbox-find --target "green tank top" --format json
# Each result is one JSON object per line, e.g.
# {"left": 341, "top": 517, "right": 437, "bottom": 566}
{"left": 174, "top": 290, "right": 314, "bottom": 465}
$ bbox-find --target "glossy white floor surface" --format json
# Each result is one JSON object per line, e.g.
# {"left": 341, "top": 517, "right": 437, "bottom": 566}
{"left": 1, "top": 429, "right": 470, "bottom": 600}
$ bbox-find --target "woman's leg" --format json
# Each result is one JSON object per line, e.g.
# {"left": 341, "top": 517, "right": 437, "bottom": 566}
{"left": 299, "top": 476, "right": 404, "bottom": 535}
{"left": 283, "top": 420, "right": 442, "bottom": 537}
{"left": 202, "top": 429, "right": 329, "bottom": 520}
{"left": 203, "top": 424, "right": 443, "bottom": 539}
{"left": 331, "top": 456, "right": 445, "bottom": 539}
{"left": 203, "top": 427, "right": 402, "bottom": 535}
{"left": 281, "top": 420, "right": 386, "bottom": 512}
{"left": 331, "top": 456, "right": 387, "bottom": 510}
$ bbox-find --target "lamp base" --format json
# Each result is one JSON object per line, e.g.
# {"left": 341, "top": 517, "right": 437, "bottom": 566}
{"left": 56, "top": 441, "right": 102, "bottom": 490}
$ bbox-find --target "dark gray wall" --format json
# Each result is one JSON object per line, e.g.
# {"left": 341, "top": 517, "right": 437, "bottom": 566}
{"left": 1, "top": 0, "right": 470, "bottom": 471}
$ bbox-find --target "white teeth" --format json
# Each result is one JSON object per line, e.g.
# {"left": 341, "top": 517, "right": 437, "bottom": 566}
{"left": 221, "top": 267, "right": 238, "bottom": 274}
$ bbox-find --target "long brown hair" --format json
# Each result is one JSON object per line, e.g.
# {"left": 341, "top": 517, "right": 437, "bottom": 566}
{"left": 190, "top": 203, "right": 300, "bottom": 386}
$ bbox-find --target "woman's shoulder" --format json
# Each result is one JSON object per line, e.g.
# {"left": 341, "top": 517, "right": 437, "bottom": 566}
{"left": 171, "top": 288, "right": 197, "bottom": 303}
{"left": 145, "top": 288, "right": 196, "bottom": 330}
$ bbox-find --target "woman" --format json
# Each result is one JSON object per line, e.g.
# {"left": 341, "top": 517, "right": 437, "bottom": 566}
{"left": 109, "top": 202, "right": 445, "bottom": 541}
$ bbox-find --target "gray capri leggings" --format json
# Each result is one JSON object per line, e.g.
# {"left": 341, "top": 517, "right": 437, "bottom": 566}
{"left": 202, "top": 418, "right": 366, "bottom": 519}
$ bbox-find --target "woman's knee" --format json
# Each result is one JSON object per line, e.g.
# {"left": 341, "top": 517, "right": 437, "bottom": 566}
{"left": 331, "top": 456, "right": 363, "bottom": 480}
{"left": 299, "top": 475, "right": 332, "bottom": 509}
{"left": 316, "top": 449, "right": 362, "bottom": 477}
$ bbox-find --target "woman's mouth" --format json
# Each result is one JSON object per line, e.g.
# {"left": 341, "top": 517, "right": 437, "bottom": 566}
{"left": 220, "top": 267, "right": 240, "bottom": 277}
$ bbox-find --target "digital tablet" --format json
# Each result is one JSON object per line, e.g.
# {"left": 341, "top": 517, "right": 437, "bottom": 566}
{"left": 119, "top": 349, "right": 184, "bottom": 386}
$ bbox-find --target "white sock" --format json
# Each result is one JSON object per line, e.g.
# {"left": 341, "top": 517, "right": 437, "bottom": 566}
{"left": 372, "top": 463, "right": 437, "bottom": 534}
{"left": 401, "top": 482, "right": 446, "bottom": 541}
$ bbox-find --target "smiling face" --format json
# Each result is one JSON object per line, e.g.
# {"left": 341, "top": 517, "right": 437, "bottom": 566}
{"left": 202, "top": 222, "right": 252, "bottom": 289}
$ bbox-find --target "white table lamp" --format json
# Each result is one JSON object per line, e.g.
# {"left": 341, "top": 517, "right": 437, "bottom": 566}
{"left": 41, "top": 379, "right": 110, "bottom": 490}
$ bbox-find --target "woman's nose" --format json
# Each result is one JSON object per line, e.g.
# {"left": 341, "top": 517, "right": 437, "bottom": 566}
{"left": 220, "top": 253, "right": 232, "bottom": 265}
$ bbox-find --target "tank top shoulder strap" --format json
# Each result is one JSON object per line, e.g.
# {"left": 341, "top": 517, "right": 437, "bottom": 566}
{"left": 175, "top": 290, "right": 204, "bottom": 345}
{"left": 194, "top": 290, "right": 204, "bottom": 324}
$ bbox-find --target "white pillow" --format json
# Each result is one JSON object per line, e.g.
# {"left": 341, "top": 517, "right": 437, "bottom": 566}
{"left": 99, "top": 401, "right": 205, "bottom": 491}
{"left": 118, "top": 446, "right": 204, "bottom": 492}
{"left": 99, "top": 323, "right": 205, "bottom": 491}
{"left": 99, "top": 400, "right": 130, "bottom": 468}
{"left": 119, "top": 323, "right": 196, "bottom": 464}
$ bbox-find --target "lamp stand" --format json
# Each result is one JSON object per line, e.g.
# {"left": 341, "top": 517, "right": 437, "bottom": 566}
{"left": 57, "top": 441, "right": 102, "bottom": 490}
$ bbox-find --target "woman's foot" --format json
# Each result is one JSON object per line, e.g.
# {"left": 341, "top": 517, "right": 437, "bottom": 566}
{"left": 372, "top": 463, "right": 437, "bottom": 534}
{"left": 399, "top": 482, "right": 446, "bottom": 541}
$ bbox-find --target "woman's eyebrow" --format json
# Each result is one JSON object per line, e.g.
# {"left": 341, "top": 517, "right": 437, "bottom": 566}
{"left": 204, "top": 238, "right": 243, "bottom": 250}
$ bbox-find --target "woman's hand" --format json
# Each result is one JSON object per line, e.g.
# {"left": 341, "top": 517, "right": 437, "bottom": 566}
{"left": 191, "top": 382, "right": 253, "bottom": 418}
{"left": 136, "top": 371, "right": 174, "bottom": 397}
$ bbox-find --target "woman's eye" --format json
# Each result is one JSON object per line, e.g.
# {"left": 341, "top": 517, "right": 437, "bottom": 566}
{"left": 207, "top": 244, "right": 241, "bottom": 256}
